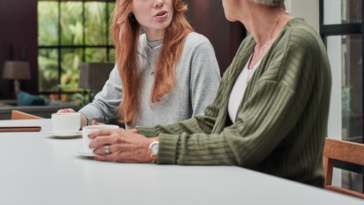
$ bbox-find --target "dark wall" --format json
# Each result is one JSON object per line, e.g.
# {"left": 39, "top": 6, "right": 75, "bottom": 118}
{"left": 0, "top": 0, "right": 39, "bottom": 99}
{"left": 184, "top": 0, "right": 245, "bottom": 75}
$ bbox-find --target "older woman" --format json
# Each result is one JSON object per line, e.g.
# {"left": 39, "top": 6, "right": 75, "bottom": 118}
{"left": 88, "top": 0, "right": 331, "bottom": 188}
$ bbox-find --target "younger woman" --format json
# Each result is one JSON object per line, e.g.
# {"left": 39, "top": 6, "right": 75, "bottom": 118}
{"left": 59, "top": 0, "right": 221, "bottom": 129}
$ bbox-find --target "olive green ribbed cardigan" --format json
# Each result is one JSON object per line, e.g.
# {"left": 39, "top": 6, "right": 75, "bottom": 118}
{"left": 136, "top": 18, "right": 332, "bottom": 188}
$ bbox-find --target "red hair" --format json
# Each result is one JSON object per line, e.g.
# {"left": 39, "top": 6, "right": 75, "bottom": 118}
{"left": 112, "top": 0, "right": 193, "bottom": 125}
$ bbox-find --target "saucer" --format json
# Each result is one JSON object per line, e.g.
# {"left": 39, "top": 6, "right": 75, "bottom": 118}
{"left": 47, "top": 131, "right": 82, "bottom": 138}
{"left": 76, "top": 149, "right": 96, "bottom": 157}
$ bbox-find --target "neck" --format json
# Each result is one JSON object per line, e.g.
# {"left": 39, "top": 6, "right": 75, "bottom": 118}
{"left": 239, "top": 4, "right": 292, "bottom": 49}
{"left": 142, "top": 26, "right": 166, "bottom": 41}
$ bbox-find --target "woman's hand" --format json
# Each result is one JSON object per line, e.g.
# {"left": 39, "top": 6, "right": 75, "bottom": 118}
{"left": 57, "top": 108, "right": 88, "bottom": 128}
{"left": 88, "top": 128, "right": 157, "bottom": 163}
{"left": 91, "top": 120, "right": 105, "bottom": 126}
{"left": 57, "top": 108, "right": 77, "bottom": 114}
{"left": 128, "top": 129, "right": 138, "bottom": 134}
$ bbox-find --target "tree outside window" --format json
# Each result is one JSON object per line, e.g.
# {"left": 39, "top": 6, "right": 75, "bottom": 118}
{"left": 38, "top": 1, "right": 116, "bottom": 102}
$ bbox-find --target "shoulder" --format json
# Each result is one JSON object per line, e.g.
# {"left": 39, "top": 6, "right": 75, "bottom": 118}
{"left": 110, "top": 64, "right": 120, "bottom": 79}
{"left": 181, "top": 33, "right": 220, "bottom": 77}
{"left": 185, "top": 32, "right": 210, "bottom": 44}
{"left": 263, "top": 18, "right": 329, "bottom": 87}
{"left": 283, "top": 18, "right": 323, "bottom": 53}
{"left": 269, "top": 18, "right": 327, "bottom": 69}
{"left": 183, "top": 32, "right": 214, "bottom": 51}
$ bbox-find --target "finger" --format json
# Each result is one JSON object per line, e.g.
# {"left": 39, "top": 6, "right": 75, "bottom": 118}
{"left": 91, "top": 120, "right": 105, "bottom": 125}
{"left": 94, "top": 154, "right": 115, "bottom": 162}
{"left": 88, "top": 129, "right": 116, "bottom": 139}
{"left": 93, "top": 144, "right": 137, "bottom": 155}
{"left": 128, "top": 129, "right": 138, "bottom": 134}
{"left": 67, "top": 108, "right": 76, "bottom": 113}
{"left": 89, "top": 136, "right": 116, "bottom": 149}
{"left": 93, "top": 144, "right": 119, "bottom": 155}
{"left": 57, "top": 109, "right": 67, "bottom": 113}
{"left": 94, "top": 152, "right": 143, "bottom": 163}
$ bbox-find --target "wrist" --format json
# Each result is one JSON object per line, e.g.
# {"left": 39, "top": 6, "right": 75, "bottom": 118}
{"left": 80, "top": 113, "right": 88, "bottom": 128}
{"left": 129, "top": 128, "right": 138, "bottom": 134}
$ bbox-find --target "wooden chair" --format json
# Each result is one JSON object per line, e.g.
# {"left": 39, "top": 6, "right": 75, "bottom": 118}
{"left": 11, "top": 110, "right": 44, "bottom": 120}
{"left": 324, "top": 138, "right": 364, "bottom": 199}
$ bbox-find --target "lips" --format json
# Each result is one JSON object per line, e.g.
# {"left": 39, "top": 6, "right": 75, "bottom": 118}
{"left": 155, "top": 10, "right": 168, "bottom": 19}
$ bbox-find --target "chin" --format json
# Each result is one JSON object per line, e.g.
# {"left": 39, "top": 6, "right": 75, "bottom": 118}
{"left": 225, "top": 14, "right": 237, "bottom": 22}
{"left": 153, "top": 23, "right": 170, "bottom": 30}
{"left": 155, "top": 19, "right": 172, "bottom": 30}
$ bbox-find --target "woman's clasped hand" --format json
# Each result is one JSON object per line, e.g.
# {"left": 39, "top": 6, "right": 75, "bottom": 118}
{"left": 88, "top": 128, "right": 158, "bottom": 163}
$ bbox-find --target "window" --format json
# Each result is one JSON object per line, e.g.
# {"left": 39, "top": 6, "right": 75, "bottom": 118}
{"left": 37, "top": 1, "right": 116, "bottom": 101}
{"left": 320, "top": 0, "right": 364, "bottom": 193}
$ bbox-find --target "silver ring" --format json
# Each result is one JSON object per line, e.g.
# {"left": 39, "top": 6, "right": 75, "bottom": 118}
{"left": 104, "top": 145, "right": 110, "bottom": 154}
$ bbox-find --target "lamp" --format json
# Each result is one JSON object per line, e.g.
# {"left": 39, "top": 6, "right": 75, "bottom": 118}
{"left": 2, "top": 61, "right": 31, "bottom": 96}
{"left": 78, "top": 62, "right": 114, "bottom": 100}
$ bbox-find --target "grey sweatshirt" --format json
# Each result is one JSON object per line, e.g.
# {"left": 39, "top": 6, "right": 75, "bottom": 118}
{"left": 79, "top": 32, "right": 221, "bottom": 129}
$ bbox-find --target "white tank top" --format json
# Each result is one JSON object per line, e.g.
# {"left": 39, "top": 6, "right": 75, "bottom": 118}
{"left": 228, "top": 54, "right": 262, "bottom": 123}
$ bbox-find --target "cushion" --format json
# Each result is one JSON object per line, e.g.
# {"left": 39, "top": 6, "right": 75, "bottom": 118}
{"left": 43, "top": 98, "right": 80, "bottom": 107}
{"left": 17, "top": 91, "right": 45, "bottom": 106}
{"left": 0, "top": 102, "right": 10, "bottom": 107}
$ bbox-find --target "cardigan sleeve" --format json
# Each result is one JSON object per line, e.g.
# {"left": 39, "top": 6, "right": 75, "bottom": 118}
{"left": 156, "top": 81, "right": 298, "bottom": 165}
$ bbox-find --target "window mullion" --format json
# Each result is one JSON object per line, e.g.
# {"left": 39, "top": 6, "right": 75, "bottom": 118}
{"left": 58, "top": 1, "right": 61, "bottom": 99}
{"left": 82, "top": 1, "right": 86, "bottom": 62}
{"left": 106, "top": 2, "right": 110, "bottom": 62}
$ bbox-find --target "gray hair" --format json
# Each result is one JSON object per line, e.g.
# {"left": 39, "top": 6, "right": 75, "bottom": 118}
{"left": 250, "top": 0, "right": 285, "bottom": 7}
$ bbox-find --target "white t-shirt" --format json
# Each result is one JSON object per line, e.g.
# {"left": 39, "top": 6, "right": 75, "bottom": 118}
{"left": 228, "top": 54, "right": 262, "bottom": 123}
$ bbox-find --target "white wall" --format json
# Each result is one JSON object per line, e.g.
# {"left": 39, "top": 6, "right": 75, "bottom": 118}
{"left": 285, "top": 0, "right": 344, "bottom": 188}
{"left": 323, "top": 0, "right": 343, "bottom": 188}
{"left": 285, "top": 0, "right": 320, "bottom": 34}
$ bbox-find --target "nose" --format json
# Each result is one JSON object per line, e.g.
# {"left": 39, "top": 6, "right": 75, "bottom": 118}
{"left": 154, "top": 0, "right": 164, "bottom": 9}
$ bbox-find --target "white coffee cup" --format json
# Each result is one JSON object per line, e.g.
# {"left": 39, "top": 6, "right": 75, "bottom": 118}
{"left": 52, "top": 113, "right": 81, "bottom": 135}
{"left": 82, "top": 125, "right": 119, "bottom": 154}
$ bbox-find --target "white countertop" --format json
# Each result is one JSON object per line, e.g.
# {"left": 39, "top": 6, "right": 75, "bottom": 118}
{"left": 0, "top": 119, "right": 362, "bottom": 205}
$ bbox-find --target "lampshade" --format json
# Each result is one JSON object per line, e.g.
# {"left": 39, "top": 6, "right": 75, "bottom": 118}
{"left": 2, "top": 61, "right": 31, "bottom": 80}
{"left": 78, "top": 62, "right": 114, "bottom": 91}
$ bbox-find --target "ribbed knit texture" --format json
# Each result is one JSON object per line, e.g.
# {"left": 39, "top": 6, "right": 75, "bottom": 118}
{"left": 136, "top": 18, "right": 332, "bottom": 188}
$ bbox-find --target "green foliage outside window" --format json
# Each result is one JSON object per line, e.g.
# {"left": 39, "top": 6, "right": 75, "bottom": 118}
{"left": 38, "top": 2, "right": 59, "bottom": 46}
{"left": 61, "top": 2, "right": 83, "bottom": 45}
{"left": 38, "top": 49, "right": 58, "bottom": 92}
{"left": 37, "top": 1, "right": 115, "bottom": 101}
{"left": 85, "top": 2, "right": 107, "bottom": 45}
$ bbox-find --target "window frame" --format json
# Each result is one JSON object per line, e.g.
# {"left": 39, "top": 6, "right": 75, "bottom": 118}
{"left": 38, "top": 0, "right": 115, "bottom": 98}
{"left": 319, "top": 0, "right": 364, "bottom": 193}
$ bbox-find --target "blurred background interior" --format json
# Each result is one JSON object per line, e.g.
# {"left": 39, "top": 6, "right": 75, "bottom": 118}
{"left": 0, "top": 0, "right": 321, "bottom": 106}
{"left": 2, "top": 0, "right": 364, "bottom": 195}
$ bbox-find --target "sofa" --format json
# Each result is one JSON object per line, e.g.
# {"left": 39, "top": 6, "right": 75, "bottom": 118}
{"left": 0, "top": 99, "right": 81, "bottom": 120}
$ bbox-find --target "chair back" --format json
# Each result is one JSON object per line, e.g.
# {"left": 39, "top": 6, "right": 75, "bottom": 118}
{"left": 11, "top": 110, "right": 44, "bottom": 120}
{"left": 324, "top": 138, "right": 364, "bottom": 199}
